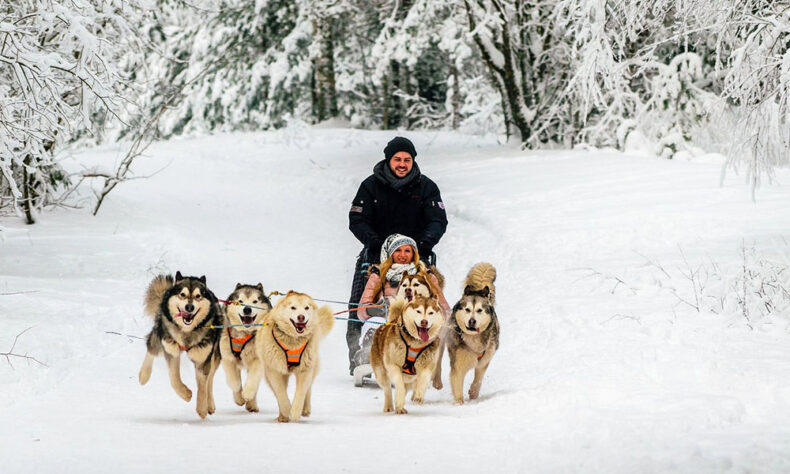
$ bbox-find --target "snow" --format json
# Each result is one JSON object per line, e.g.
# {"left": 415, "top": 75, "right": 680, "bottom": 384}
{"left": 1, "top": 130, "right": 790, "bottom": 472}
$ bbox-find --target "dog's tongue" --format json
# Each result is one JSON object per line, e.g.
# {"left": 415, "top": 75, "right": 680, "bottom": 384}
{"left": 176, "top": 312, "right": 191, "bottom": 319}
{"left": 417, "top": 327, "right": 430, "bottom": 342}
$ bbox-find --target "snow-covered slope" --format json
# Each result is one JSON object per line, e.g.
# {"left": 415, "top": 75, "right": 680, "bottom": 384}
{"left": 1, "top": 130, "right": 789, "bottom": 473}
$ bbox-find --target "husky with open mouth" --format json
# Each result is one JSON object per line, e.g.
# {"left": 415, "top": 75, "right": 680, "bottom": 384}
{"left": 255, "top": 291, "right": 334, "bottom": 422}
{"left": 369, "top": 296, "right": 444, "bottom": 414}
{"left": 138, "top": 272, "right": 222, "bottom": 419}
{"left": 393, "top": 269, "right": 450, "bottom": 390}
{"left": 447, "top": 262, "right": 499, "bottom": 405}
{"left": 219, "top": 283, "right": 272, "bottom": 413}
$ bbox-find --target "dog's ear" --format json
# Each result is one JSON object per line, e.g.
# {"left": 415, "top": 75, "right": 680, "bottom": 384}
{"left": 480, "top": 286, "right": 490, "bottom": 297}
{"left": 463, "top": 284, "right": 474, "bottom": 295}
{"left": 235, "top": 283, "right": 242, "bottom": 290}
{"left": 175, "top": 271, "right": 183, "bottom": 281}
{"left": 199, "top": 275, "right": 207, "bottom": 284}
{"left": 256, "top": 282, "right": 264, "bottom": 291}
{"left": 401, "top": 270, "right": 409, "bottom": 280}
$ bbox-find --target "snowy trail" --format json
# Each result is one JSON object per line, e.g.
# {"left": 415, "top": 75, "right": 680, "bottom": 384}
{"left": 1, "top": 130, "right": 790, "bottom": 472}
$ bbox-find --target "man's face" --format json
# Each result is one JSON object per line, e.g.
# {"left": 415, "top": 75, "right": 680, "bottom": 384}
{"left": 389, "top": 152, "right": 413, "bottom": 178}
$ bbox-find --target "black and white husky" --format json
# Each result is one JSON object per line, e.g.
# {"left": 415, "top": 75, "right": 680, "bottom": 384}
{"left": 138, "top": 271, "right": 222, "bottom": 418}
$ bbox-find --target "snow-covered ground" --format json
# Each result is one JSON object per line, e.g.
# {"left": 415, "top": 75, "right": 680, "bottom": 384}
{"left": 1, "top": 129, "right": 789, "bottom": 473}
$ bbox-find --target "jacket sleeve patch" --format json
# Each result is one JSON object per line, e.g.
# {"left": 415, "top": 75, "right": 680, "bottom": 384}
{"left": 437, "top": 201, "right": 445, "bottom": 210}
{"left": 350, "top": 205, "right": 363, "bottom": 213}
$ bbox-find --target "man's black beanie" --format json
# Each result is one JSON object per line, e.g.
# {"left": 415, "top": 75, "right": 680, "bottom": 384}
{"left": 383, "top": 136, "right": 417, "bottom": 160}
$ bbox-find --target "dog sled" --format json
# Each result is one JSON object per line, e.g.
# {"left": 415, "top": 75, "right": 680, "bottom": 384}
{"left": 346, "top": 248, "right": 438, "bottom": 386}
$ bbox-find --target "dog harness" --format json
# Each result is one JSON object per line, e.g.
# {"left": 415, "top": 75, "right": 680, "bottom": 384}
{"left": 399, "top": 330, "right": 434, "bottom": 375}
{"left": 272, "top": 330, "right": 308, "bottom": 368}
{"left": 228, "top": 328, "right": 255, "bottom": 359}
{"left": 455, "top": 326, "right": 486, "bottom": 361}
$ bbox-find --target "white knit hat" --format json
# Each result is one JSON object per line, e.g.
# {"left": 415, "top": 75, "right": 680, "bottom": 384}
{"left": 379, "top": 233, "right": 418, "bottom": 263}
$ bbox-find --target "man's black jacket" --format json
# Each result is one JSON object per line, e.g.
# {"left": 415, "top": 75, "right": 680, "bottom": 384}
{"left": 349, "top": 160, "right": 447, "bottom": 259}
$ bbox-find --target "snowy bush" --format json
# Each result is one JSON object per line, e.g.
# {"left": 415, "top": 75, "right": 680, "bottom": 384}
{"left": 648, "top": 53, "right": 712, "bottom": 159}
{"left": 636, "top": 243, "right": 790, "bottom": 326}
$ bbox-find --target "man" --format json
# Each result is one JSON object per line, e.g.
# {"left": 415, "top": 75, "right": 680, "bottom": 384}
{"left": 346, "top": 136, "right": 448, "bottom": 373}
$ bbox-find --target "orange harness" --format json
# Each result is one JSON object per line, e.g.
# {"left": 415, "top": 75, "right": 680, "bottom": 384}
{"left": 272, "top": 330, "right": 308, "bottom": 368}
{"left": 399, "top": 329, "right": 434, "bottom": 375}
{"left": 228, "top": 329, "right": 255, "bottom": 359}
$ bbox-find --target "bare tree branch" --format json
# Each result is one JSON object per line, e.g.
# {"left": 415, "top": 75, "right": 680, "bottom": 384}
{"left": 1, "top": 327, "right": 48, "bottom": 369}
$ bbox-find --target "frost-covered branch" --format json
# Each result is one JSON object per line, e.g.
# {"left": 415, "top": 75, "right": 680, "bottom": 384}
{"left": 0, "top": 0, "right": 143, "bottom": 223}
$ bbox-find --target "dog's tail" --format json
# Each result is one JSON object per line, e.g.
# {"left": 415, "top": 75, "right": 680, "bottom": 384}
{"left": 144, "top": 274, "right": 174, "bottom": 318}
{"left": 316, "top": 305, "right": 335, "bottom": 339}
{"left": 463, "top": 263, "right": 496, "bottom": 304}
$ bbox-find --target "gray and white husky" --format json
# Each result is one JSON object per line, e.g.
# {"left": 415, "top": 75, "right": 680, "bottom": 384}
{"left": 447, "top": 263, "right": 499, "bottom": 404}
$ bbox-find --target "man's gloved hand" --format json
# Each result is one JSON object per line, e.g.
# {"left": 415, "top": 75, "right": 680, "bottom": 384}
{"left": 418, "top": 241, "right": 432, "bottom": 258}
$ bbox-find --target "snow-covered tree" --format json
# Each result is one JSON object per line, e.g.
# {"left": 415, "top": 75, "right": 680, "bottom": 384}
{"left": 0, "top": 0, "right": 141, "bottom": 223}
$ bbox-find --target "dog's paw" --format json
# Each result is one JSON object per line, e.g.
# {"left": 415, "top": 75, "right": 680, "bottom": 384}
{"left": 276, "top": 414, "right": 290, "bottom": 423}
{"left": 432, "top": 379, "right": 443, "bottom": 390}
{"left": 208, "top": 400, "right": 216, "bottom": 415}
{"left": 411, "top": 396, "right": 424, "bottom": 405}
{"left": 468, "top": 386, "right": 480, "bottom": 400}
{"left": 233, "top": 391, "right": 245, "bottom": 406}
{"left": 289, "top": 410, "right": 302, "bottom": 423}
{"left": 245, "top": 400, "right": 259, "bottom": 413}
{"left": 395, "top": 407, "right": 408, "bottom": 415}
{"left": 301, "top": 407, "right": 311, "bottom": 417}
{"left": 196, "top": 407, "right": 208, "bottom": 419}
{"left": 241, "top": 385, "right": 257, "bottom": 402}
{"left": 454, "top": 398, "right": 464, "bottom": 405}
{"left": 138, "top": 367, "right": 151, "bottom": 385}
{"left": 176, "top": 385, "right": 193, "bottom": 402}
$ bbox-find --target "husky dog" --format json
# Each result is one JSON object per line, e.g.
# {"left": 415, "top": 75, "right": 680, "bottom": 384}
{"left": 394, "top": 272, "right": 434, "bottom": 303}
{"left": 138, "top": 272, "right": 222, "bottom": 419}
{"left": 370, "top": 296, "right": 444, "bottom": 414}
{"left": 219, "top": 283, "right": 272, "bottom": 413}
{"left": 447, "top": 263, "right": 499, "bottom": 404}
{"left": 394, "top": 269, "right": 448, "bottom": 390}
{"left": 256, "top": 291, "right": 334, "bottom": 422}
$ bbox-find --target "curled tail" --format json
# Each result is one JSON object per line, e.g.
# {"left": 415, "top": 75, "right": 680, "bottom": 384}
{"left": 316, "top": 305, "right": 335, "bottom": 340}
{"left": 463, "top": 263, "right": 496, "bottom": 305}
{"left": 144, "top": 274, "right": 174, "bottom": 318}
